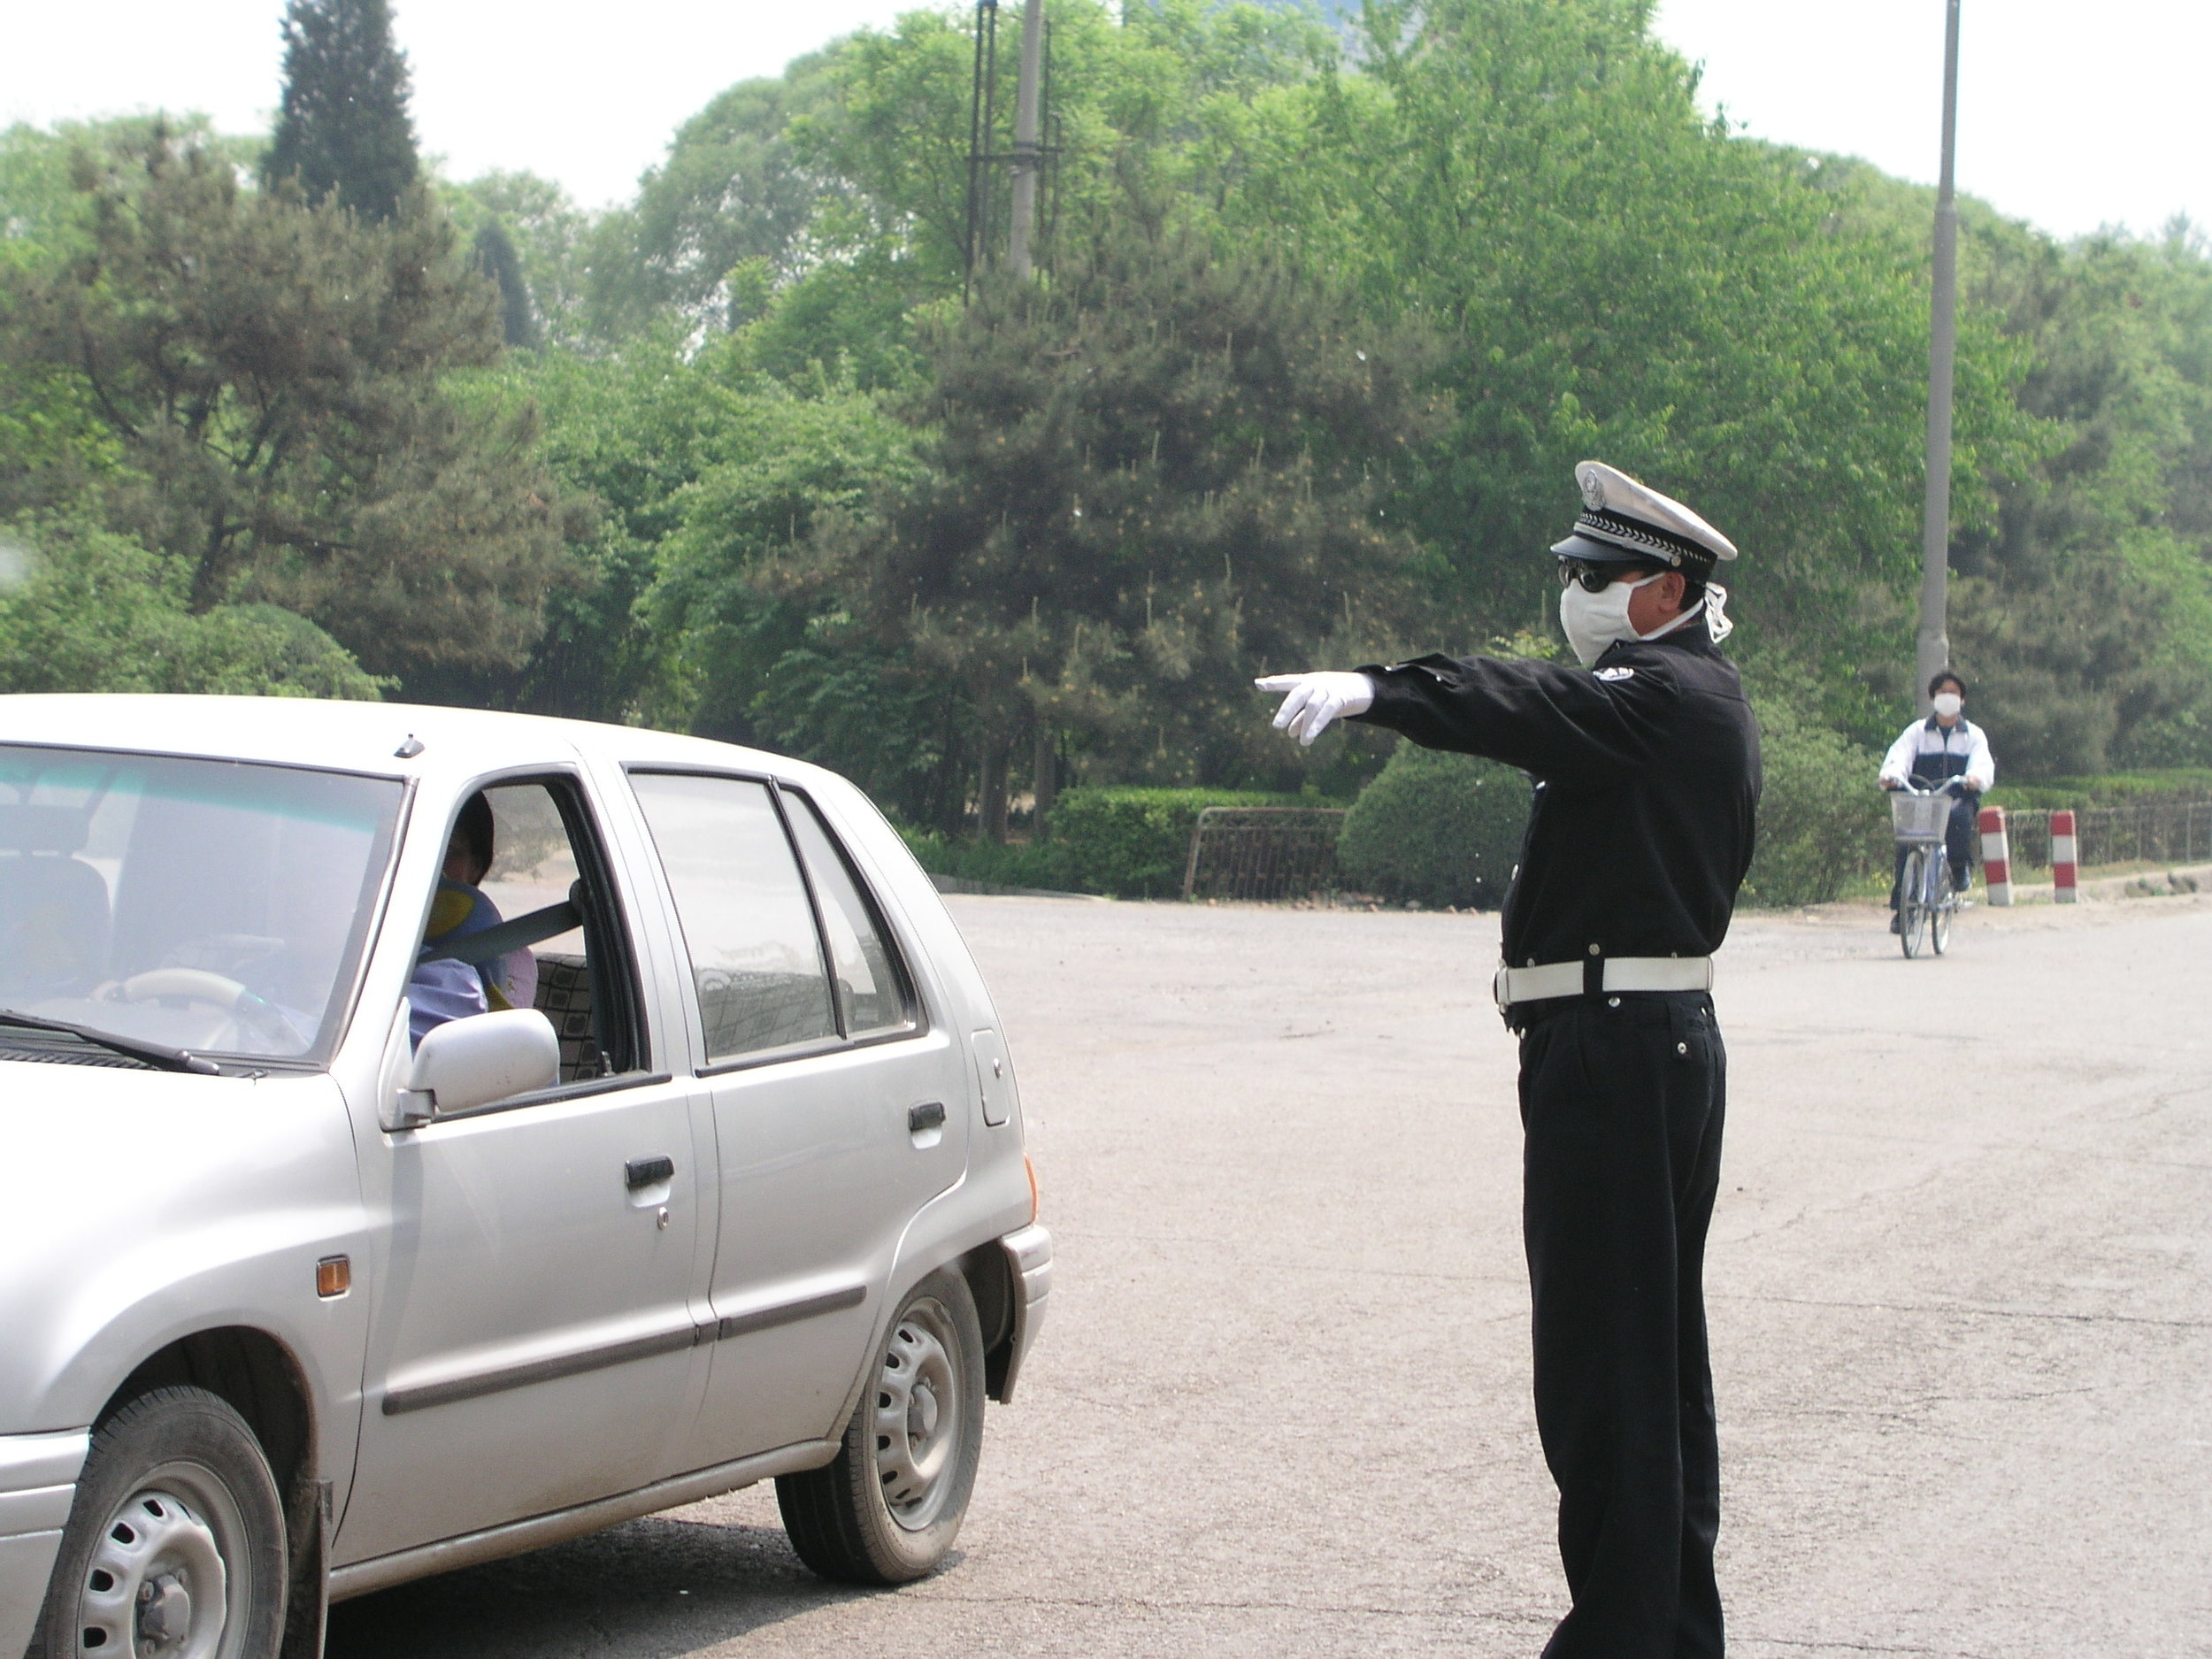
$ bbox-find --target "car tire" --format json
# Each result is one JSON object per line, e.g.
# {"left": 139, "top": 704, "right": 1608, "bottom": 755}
{"left": 776, "top": 1265, "right": 986, "bottom": 1585}
{"left": 28, "top": 1386, "right": 288, "bottom": 1659}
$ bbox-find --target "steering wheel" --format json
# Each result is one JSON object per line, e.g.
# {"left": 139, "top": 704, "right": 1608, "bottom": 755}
{"left": 114, "top": 969, "right": 306, "bottom": 1050}
{"left": 116, "top": 968, "right": 253, "bottom": 1010}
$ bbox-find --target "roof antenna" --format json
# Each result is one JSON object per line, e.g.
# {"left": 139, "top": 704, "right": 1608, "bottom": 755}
{"left": 394, "top": 734, "right": 425, "bottom": 759}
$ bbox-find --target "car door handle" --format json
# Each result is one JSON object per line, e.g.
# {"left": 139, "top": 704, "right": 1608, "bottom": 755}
{"left": 907, "top": 1101, "right": 946, "bottom": 1134}
{"left": 625, "top": 1155, "right": 675, "bottom": 1190}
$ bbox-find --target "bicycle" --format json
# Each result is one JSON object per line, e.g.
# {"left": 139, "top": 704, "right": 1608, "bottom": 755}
{"left": 1890, "top": 781, "right": 1969, "bottom": 958}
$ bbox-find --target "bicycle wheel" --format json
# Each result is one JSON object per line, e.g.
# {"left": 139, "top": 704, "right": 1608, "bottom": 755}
{"left": 1930, "top": 858, "right": 1955, "bottom": 955}
{"left": 1899, "top": 847, "right": 1928, "bottom": 958}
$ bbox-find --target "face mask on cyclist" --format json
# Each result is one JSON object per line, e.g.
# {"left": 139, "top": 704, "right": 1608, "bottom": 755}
{"left": 1932, "top": 691, "right": 1963, "bottom": 719}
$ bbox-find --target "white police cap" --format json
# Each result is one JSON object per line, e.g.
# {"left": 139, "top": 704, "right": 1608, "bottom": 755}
{"left": 1549, "top": 460, "right": 1739, "bottom": 575}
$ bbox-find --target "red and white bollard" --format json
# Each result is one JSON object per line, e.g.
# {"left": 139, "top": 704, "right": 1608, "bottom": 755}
{"left": 2051, "top": 808, "right": 2079, "bottom": 903}
{"left": 1978, "top": 806, "right": 2011, "bottom": 906}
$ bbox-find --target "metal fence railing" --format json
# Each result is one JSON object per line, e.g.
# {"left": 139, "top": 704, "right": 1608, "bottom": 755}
{"left": 2000, "top": 799, "right": 2212, "bottom": 870}
{"left": 1181, "top": 807, "right": 1348, "bottom": 902}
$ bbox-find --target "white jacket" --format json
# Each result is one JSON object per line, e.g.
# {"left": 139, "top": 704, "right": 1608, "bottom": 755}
{"left": 1878, "top": 715, "right": 1994, "bottom": 792}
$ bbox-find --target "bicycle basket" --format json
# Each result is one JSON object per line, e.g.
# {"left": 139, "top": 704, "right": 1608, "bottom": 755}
{"left": 1890, "top": 793, "right": 1953, "bottom": 841}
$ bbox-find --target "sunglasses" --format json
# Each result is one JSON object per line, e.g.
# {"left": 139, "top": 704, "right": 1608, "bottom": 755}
{"left": 1556, "top": 558, "right": 1659, "bottom": 593}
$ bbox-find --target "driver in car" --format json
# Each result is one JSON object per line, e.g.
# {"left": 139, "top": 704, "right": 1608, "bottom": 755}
{"left": 407, "top": 794, "right": 537, "bottom": 1045}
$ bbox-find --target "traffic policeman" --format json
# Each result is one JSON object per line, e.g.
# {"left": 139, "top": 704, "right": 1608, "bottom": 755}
{"left": 1258, "top": 461, "right": 1761, "bottom": 1659}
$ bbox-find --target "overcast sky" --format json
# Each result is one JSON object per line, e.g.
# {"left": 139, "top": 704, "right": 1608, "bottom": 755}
{"left": 3, "top": 1, "right": 2205, "bottom": 242}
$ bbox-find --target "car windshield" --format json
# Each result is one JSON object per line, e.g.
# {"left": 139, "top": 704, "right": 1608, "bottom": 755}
{"left": 0, "top": 745, "right": 403, "bottom": 1064}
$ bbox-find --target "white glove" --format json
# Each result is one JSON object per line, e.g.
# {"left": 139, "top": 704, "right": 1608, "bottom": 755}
{"left": 1256, "top": 671, "right": 1375, "bottom": 747}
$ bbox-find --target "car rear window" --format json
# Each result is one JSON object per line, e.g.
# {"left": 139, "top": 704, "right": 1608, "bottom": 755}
{"left": 627, "top": 772, "right": 839, "bottom": 1062}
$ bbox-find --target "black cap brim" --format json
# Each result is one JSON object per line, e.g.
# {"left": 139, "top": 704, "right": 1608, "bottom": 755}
{"left": 1550, "top": 532, "right": 1658, "bottom": 565}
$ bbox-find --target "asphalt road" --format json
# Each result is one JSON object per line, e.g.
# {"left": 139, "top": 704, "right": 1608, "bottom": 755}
{"left": 327, "top": 891, "right": 2212, "bottom": 1659}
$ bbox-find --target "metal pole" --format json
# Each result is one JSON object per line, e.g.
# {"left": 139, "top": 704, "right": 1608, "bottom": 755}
{"left": 1007, "top": 0, "right": 1045, "bottom": 280}
{"left": 964, "top": 1, "right": 995, "bottom": 293}
{"left": 1916, "top": 0, "right": 1962, "bottom": 712}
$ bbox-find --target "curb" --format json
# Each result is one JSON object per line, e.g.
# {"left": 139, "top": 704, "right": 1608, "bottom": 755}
{"left": 2000, "top": 862, "right": 2212, "bottom": 904}
{"left": 929, "top": 874, "right": 1109, "bottom": 901}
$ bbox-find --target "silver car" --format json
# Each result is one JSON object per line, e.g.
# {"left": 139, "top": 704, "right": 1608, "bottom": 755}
{"left": 0, "top": 695, "right": 1050, "bottom": 1659}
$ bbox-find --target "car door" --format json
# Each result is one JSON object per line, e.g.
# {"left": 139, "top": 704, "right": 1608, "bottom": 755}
{"left": 335, "top": 772, "right": 711, "bottom": 1566}
{"left": 626, "top": 771, "right": 968, "bottom": 1466}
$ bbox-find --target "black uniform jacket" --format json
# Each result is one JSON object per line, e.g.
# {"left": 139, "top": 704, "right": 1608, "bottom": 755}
{"left": 1353, "top": 628, "right": 1762, "bottom": 970}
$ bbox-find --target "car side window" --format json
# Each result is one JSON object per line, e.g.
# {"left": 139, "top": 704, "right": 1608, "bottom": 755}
{"left": 782, "top": 790, "right": 915, "bottom": 1039}
{"left": 413, "top": 778, "right": 646, "bottom": 1084}
{"left": 627, "top": 772, "right": 838, "bottom": 1063}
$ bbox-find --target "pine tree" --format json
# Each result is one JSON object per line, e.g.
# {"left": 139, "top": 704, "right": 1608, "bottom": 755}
{"left": 264, "top": 0, "right": 419, "bottom": 221}
{"left": 802, "top": 226, "right": 1447, "bottom": 832}
{"left": 3, "top": 128, "right": 572, "bottom": 686}
{"left": 472, "top": 220, "right": 539, "bottom": 348}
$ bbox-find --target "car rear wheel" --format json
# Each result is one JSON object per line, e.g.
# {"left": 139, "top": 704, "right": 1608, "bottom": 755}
{"left": 776, "top": 1265, "right": 985, "bottom": 1585}
{"left": 29, "top": 1386, "right": 287, "bottom": 1659}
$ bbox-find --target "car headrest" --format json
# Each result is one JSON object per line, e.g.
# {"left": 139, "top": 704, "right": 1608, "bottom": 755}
{"left": 0, "top": 803, "right": 92, "bottom": 856}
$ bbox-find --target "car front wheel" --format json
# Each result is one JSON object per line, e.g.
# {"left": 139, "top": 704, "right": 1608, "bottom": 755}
{"left": 776, "top": 1265, "right": 986, "bottom": 1585}
{"left": 29, "top": 1386, "right": 287, "bottom": 1659}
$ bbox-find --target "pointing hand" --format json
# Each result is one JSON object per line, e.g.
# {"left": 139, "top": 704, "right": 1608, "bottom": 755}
{"left": 1255, "top": 672, "right": 1375, "bottom": 747}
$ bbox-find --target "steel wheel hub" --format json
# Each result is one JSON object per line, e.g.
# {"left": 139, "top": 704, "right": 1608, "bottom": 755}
{"left": 75, "top": 1486, "right": 228, "bottom": 1658}
{"left": 874, "top": 1299, "right": 960, "bottom": 1531}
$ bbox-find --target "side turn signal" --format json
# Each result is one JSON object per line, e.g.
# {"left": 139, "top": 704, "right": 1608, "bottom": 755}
{"left": 316, "top": 1256, "right": 352, "bottom": 1299}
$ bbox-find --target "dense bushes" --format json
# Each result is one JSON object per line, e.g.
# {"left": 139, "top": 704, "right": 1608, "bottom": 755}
{"left": 902, "top": 786, "right": 1299, "bottom": 898}
{"left": 0, "top": 517, "right": 385, "bottom": 700}
{"left": 1336, "top": 743, "right": 1530, "bottom": 910}
{"left": 896, "top": 829, "right": 1072, "bottom": 894}
{"left": 1741, "top": 697, "right": 1886, "bottom": 906}
{"left": 1048, "top": 787, "right": 1294, "bottom": 898}
{"left": 1328, "top": 703, "right": 1890, "bottom": 913}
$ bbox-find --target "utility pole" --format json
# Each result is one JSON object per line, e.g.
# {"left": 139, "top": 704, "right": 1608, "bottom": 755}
{"left": 1916, "top": 0, "right": 1962, "bottom": 712}
{"left": 1005, "top": 0, "right": 1057, "bottom": 832}
{"left": 1006, "top": 0, "right": 1045, "bottom": 280}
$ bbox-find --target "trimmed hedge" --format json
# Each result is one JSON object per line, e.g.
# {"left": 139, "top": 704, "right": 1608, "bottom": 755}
{"left": 897, "top": 829, "right": 1074, "bottom": 892}
{"left": 1986, "top": 768, "right": 2212, "bottom": 810}
{"left": 901, "top": 787, "right": 1306, "bottom": 898}
{"left": 1337, "top": 743, "right": 1530, "bottom": 909}
{"left": 1050, "top": 787, "right": 1295, "bottom": 897}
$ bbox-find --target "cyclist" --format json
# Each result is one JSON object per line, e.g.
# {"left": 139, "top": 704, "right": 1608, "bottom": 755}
{"left": 1878, "top": 670, "right": 1994, "bottom": 930}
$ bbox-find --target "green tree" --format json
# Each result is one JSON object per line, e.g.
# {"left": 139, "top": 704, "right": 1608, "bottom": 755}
{"left": 441, "top": 170, "right": 597, "bottom": 343}
{"left": 583, "top": 67, "right": 841, "bottom": 338}
{"left": 451, "top": 324, "right": 738, "bottom": 720}
{"left": 263, "top": 0, "right": 420, "bottom": 221}
{"left": 1225, "top": 0, "right": 2039, "bottom": 727}
{"left": 0, "top": 127, "right": 572, "bottom": 687}
{"left": 0, "top": 513, "right": 384, "bottom": 699}
{"left": 649, "top": 361, "right": 939, "bottom": 808}
{"left": 798, "top": 226, "right": 1446, "bottom": 837}
{"left": 1952, "top": 224, "right": 2212, "bottom": 774}
{"left": 471, "top": 219, "right": 538, "bottom": 348}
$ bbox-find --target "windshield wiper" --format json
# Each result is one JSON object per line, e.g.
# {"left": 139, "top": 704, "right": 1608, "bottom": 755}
{"left": 0, "top": 1007, "right": 221, "bottom": 1075}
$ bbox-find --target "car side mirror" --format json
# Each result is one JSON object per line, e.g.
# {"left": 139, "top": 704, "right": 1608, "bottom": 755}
{"left": 388, "top": 1009, "right": 560, "bottom": 1127}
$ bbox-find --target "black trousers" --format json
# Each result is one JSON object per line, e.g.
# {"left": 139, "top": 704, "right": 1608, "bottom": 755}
{"left": 1517, "top": 991, "right": 1727, "bottom": 1659}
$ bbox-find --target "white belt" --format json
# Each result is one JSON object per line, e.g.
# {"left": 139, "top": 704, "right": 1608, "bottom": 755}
{"left": 1494, "top": 956, "right": 1715, "bottom": 1009}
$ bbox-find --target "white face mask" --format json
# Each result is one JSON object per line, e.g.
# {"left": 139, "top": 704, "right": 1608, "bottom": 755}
{"left": 1558, "top": 572, "right": 1657, "bottom": 667}
{"left": 1932, "top": 691, "right": 1963, "bottom": 719}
